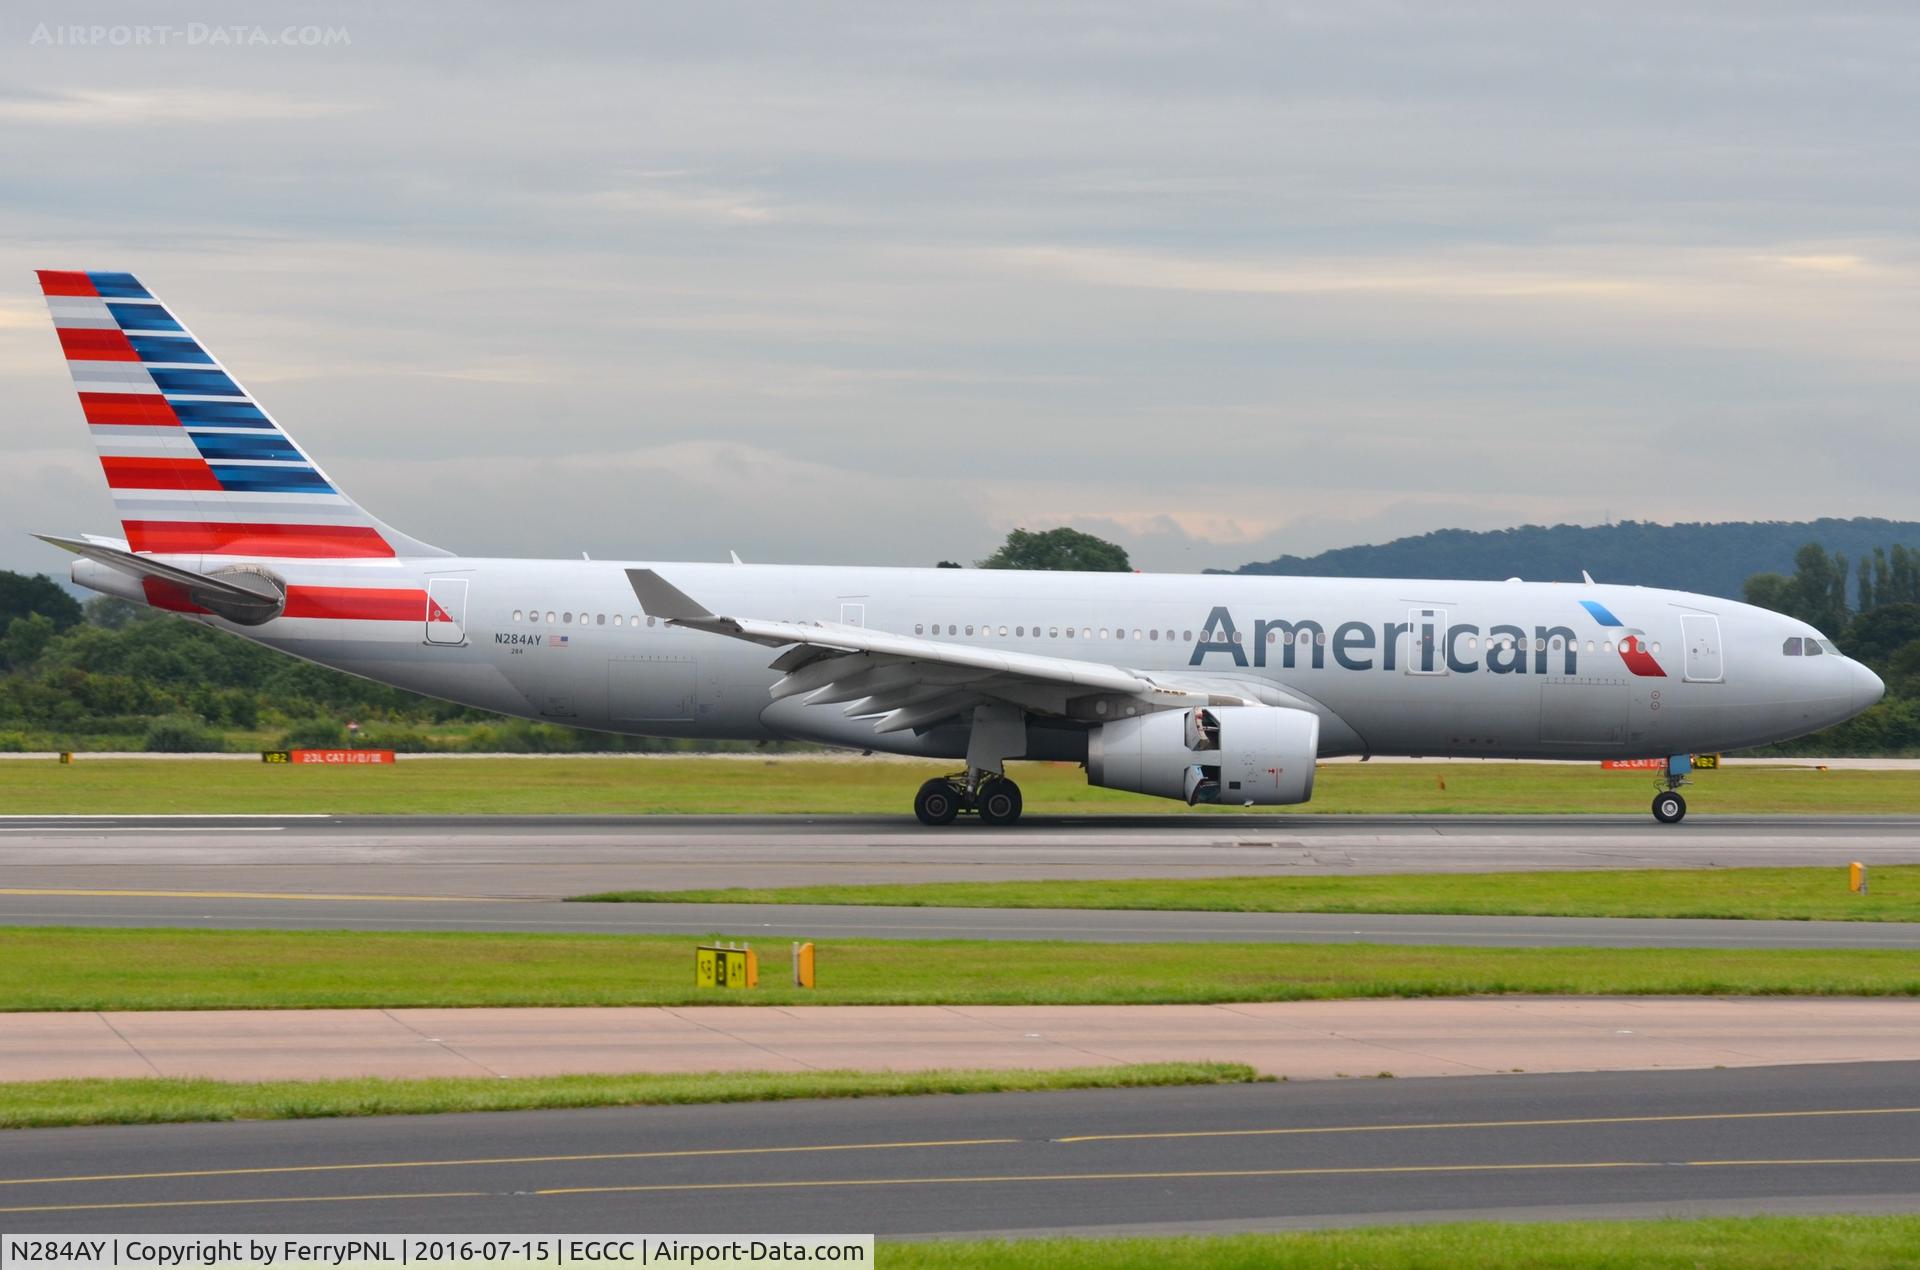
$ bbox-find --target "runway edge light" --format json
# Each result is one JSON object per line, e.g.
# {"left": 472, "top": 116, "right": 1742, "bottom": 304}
{"left": 794, "top": 941, "right": 816, "bottom": 989}
{"left": 1851, "top": 862, "right": 1869, "bottom": 895}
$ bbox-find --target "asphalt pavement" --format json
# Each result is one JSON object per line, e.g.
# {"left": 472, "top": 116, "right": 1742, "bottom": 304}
{"left": 3, "top": 813, "right": 1917, "bottom": 898}
{"left": 2, "top": 892, "right": 1914, "bottom": 948}
{"left": 4, "top": 1062, "right": 1917, "bottom": 1236}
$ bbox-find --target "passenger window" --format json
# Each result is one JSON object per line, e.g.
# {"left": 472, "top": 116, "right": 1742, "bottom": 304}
{"left": 546, "top": 611, "right": 556, "bottom": 624}
{"left": 597, "top": 614, "right": 605, "bottom": 626}
{"left": 1149, "top": 629, "right": 1159, "bottom": 641}
{"left": 512, "top": 610, "right": 523, "bottom": 622}
{"left": 999, "top": 625, "right": 1008, "bottom": 636}
{"left": 1650, "top": 642, "right": 1661, "bottom": 654}
{"left": 1133, "top": 629, "right": 1143, "bottom": 641}
{"left": 1267, "top": 630, "right": 1278, "bottom": 645}
{"left": 1049, "top": 627, "right": 1058, "bottom": 638}
{"left": 1015, "top": 626, "right": 1024, "bottom": 637}
{"left": 1602, "top": 639, "right": 1613, "bottom": 653}
{"left": 1782, "top": 637, "right": 1803, "bottom": 655}
{"left": 1804, "top": 639, "right": 1824, "bottom": 657}
{"left": 1183, "top": 630, "right": 1192, "bottom": 642}
{"left": 914, "top": 624, "right": 924, "bottom": 635}
{"left": 1099, "top": 628, "right": 1109, "bottom": 639}
{"left": 647, "top": 616, "right": 656, "bottom": 627}
{"left": 1550, "top": 637, "right": 1562, "bottom": 651}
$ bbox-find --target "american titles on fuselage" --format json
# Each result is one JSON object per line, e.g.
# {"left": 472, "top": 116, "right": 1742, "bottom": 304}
{"left": 1188, "top": 606, "right": 1661, "bottom": 677}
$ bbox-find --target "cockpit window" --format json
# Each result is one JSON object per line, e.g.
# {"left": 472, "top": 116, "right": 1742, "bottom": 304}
{"left": 1818, "top": 638, "right": 1840, "bottom": 656}
{"left": 1804, "top": 639, "right": 1824, "bottom": 657}
{"left": 1782, "top": 637, "right": 1804, "bottom": 656}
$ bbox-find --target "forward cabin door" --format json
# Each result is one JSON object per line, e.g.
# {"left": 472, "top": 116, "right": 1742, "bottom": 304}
{"left": 1682, "top": 615, "right": 1724, "bottom": 683}
{"left": 425, "top": 576, "right": 468, "bottom": 645}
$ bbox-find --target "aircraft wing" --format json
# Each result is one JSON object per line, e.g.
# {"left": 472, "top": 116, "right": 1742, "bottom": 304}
{"left": 627, "top": 568, "right": 1258, "bottom": 733}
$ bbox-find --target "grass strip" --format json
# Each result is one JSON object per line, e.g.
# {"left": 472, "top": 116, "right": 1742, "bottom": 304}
{"left": 3, "top": 928, "right": 1916, "bottom": 1011}
{"left": 0, "top": 1063, "right": 1255, "bottom": 1130}
{"left": 577, "top": 864, "right": 1920, "bottom": 923}
{"left": 6, "top": 757, "right": 1918, "bottom": 815}
{"left": 879, "top": 1215, "right": 1920, "bottom": 1270}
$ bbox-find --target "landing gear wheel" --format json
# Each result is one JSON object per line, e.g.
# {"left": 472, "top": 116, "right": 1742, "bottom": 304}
{"left": 977, "top": 777, "right": 1024, "bottom": 827}
{"left": 1652, "top": 791, "right": 1687, "bottom": 824}
{"left": 914, "top": 778, "right": 961, "bottom": 826}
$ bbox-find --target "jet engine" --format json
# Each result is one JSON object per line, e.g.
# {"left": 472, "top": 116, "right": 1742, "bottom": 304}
{"left": 1087, "top": 705, "right": 1319, "bottom": 806}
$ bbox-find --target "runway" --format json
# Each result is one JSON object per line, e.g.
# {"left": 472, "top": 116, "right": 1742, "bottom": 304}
{"left": 4, "top": 1062, "right": 1917, "bottom": 1235}
{"left": 5, "top": 892, "right": 1917, "bottom": 948}
{"left": 3, "top": 814, "right": 1917, "bottom": 899}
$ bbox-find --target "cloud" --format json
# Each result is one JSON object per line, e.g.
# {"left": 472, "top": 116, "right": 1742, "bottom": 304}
{"left": 0, "top": 88, "right": 359, "bottom": 124}
{"left": 2, "top": 2, "right": 1918, "bottom": 580}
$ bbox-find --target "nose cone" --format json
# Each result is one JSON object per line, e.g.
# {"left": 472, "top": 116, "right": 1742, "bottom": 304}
{"left": 1853, "top": 660, "right": 1887, "bottom": 712}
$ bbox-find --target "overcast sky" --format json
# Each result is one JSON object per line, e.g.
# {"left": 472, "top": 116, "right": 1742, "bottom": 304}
{"left": 3, "top": 2, "right": 1917, "bottom": 576}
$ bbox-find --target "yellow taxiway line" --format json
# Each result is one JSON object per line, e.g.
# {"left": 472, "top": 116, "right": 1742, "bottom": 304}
{"left": 9, "top": 1158, "right": 1920, "bottom": 1216}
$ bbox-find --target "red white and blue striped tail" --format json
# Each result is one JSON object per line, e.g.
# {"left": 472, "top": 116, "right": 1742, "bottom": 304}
{"left": 37, "top": 270, "right": 443, "bottom": 560}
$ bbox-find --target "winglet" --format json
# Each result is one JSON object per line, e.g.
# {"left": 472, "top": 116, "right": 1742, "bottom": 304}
{"left": 626, "top": 568, "right": 715, "bottom": 621}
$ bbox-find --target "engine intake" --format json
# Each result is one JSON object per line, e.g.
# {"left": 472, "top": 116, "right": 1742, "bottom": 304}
{"left": 1088, "top": 706, "right": 1319, "bottom": 806}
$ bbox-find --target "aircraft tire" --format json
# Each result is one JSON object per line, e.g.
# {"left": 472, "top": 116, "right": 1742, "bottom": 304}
{"left": 914, "top": 778, "right": 961, "bottom": 826}
{"left": 977, "top": 777, "right": 1023, "bottom": 826}
{"left": 1652, "top": 791, "right": 1687, "bottom": 824}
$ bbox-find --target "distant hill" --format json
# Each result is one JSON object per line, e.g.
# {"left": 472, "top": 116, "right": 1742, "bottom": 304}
{"left": 1219, "top": 518, "right": 1920, "bottom": 600}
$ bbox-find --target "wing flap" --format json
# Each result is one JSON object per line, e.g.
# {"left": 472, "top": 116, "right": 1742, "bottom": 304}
{"left": 625, "top": 568, "right": 1244, "bottom": 733}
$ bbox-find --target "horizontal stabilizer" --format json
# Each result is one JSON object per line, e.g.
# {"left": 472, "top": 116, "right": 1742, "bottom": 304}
{"left": 36, "top": 533, "right": 286, "bottom": 625}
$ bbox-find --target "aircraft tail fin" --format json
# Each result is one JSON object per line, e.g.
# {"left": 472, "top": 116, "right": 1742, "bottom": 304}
{"left": 36, "top": 270, "right": 445, "bottom": 560}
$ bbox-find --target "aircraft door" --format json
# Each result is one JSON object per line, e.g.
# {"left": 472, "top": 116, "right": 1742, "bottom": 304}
{"left": 425, "top": 577, "right": 468, "bottom": 645}
{"left": 1405, "top": 607, "right": 1447, "bottom": 675}
{"left": 1682, "top": 615, "right": 1723, "bottom": 683}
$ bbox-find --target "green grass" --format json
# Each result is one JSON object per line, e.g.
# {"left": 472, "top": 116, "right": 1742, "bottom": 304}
{"left": 0, "top": 1063, "right": 1255, "bottom": 1130}
{"left": 2, "top": 756, "right": 1916, "bottom": 815}
{"left": 579, "top": 864, "right": 1920, "bottom": 923}
{"left": 5, "top": 928, "right": 1916, "bottom": 1011}
{"left": 879, "top": 1216, "right": 1920, "bottom": 1270}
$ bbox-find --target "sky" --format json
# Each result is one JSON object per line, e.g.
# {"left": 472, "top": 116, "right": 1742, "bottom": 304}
{"left": 2, "top": 2, "right": 1917, "bottom": 576}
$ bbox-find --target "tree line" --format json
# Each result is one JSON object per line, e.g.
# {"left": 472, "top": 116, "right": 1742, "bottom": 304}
{"left": 1742, "top": 542, "right": 1920, "bottom": 755}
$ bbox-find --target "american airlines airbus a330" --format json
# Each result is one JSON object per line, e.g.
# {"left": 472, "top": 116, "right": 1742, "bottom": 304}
{"left": 32, "top": 271, "right": 1885, "bottom": 825}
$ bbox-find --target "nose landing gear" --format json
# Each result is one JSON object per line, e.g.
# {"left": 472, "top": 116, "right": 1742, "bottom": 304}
{"left": 1651, "top": 755, "right": 1692, "bottom": 823}
{"left": 1652, "top": 789, "right": 1687, "bottom": 824}
{"left": 913, "top": 773, "right": 1024, "bottom": 826}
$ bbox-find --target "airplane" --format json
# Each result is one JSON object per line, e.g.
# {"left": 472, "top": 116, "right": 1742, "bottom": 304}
{"left": 31, "top": 270, "right": 1886, "bottom": 825}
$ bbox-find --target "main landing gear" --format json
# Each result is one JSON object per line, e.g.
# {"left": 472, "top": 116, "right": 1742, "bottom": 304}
{"left": 914, "top": 773, "right": 1024, "bottom": 827}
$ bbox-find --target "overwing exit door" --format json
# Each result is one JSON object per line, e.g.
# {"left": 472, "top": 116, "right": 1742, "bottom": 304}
{"left": 426, "top": 576, "right": 468, "bottom": 645}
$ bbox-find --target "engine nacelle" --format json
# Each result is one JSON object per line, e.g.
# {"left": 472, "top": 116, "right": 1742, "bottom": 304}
{"left": 1087, "top": 706, "right": 1319, "bottom": 806}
